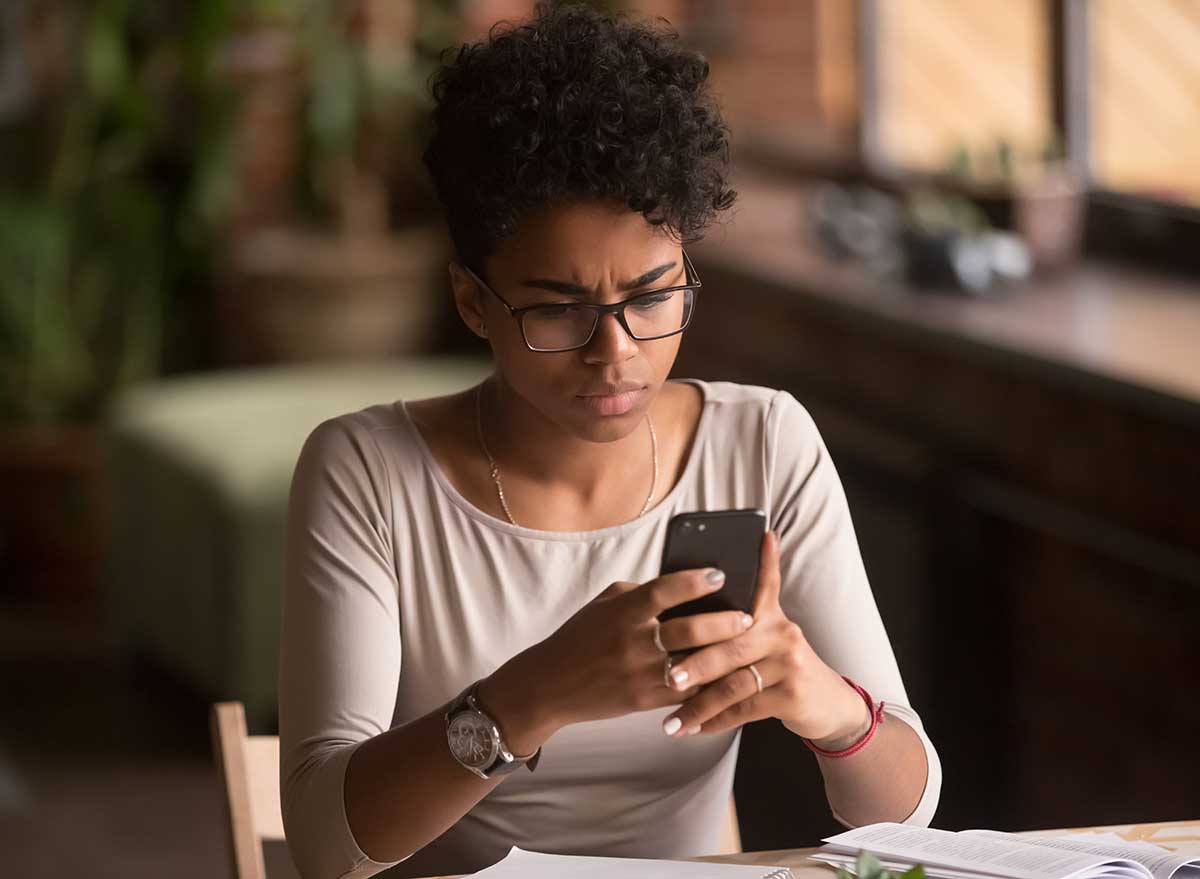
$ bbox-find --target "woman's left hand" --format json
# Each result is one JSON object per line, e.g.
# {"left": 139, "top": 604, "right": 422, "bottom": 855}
{"left": 659, "top": 529, "right": 870, "bottom": 745}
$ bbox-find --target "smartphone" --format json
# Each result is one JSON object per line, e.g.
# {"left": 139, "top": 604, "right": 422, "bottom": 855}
{"left": 656, "top": 508, "right": 766, "bottom": 654}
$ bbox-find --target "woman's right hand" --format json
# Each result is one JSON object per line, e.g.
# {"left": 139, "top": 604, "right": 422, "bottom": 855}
{"left": 477, "top": 567, "right": 756, "bottom": 751}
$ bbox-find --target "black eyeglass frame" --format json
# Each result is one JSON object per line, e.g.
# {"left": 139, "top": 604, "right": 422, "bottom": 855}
{"left": 458, "top": 249, "right": 702, "bottom": 352}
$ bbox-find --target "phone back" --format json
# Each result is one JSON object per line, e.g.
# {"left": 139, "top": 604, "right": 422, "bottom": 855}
{"left": 657, "top": 508, "right": 765, "bottom": 625}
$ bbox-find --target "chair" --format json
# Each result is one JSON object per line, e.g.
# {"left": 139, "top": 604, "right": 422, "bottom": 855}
{"left": 211, "top": 701, "right": 286, "bottom": 879}
{"left": 720, "top": 791, "right": 743, "bottom": 854}
{"left": 210, "top": 700, "right": 742, "bottom": 879}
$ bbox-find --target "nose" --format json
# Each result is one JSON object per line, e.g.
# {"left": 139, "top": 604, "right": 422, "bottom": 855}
{"left": 583, "top": 310, "right": 639, "bottom": 361}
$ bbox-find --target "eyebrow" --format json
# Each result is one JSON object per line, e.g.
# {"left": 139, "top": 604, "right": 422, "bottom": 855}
{"left": 518, "top": 261, "right": 678, "bottom": 298}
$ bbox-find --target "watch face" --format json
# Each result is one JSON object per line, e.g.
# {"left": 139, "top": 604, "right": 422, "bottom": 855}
{"left": 448, "top": 711, "right": 498, "bottom": 769}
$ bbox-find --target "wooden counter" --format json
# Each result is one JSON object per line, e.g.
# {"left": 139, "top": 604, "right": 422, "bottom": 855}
{"left": 694, "top": 175, "right": 1200, "bottom": 425}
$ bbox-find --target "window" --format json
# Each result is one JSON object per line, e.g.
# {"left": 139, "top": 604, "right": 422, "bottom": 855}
{"left": 1089, "top": 0, "right": 1200, "bottom": 206}
{"left": 858, "top": 0, "right": 1200, "bottom": 269}
{"left": 872, "top": 0, "right": 1054, "bottom": 178}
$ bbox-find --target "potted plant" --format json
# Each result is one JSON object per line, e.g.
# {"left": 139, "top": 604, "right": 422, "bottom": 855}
{"left": 221, "top": 0, "right": 463, "bottom": 364}
{"left": 947, "top": 135, "right": 1086, "bottom": 274}
{"left": 0, "top": 0, "right": 248, "bottom": 611}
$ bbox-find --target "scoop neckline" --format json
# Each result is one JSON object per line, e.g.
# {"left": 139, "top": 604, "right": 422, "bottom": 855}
{"left": 395, "top": 377, "right": 712, "bottom": 542}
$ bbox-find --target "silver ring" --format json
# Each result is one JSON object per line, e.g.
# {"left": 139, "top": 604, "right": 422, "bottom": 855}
{"left": 663, "top": 654, "right": 675, "bottom": 688}
{"left": 652, "top": 621, "right": 668, "bottom": 655}
{"left": 747, "top": 663, "right": 763, "bottom": 694}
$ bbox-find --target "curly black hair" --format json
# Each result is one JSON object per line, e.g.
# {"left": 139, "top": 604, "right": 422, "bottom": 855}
{"left": 422, "top": 0, "right": 737, "bottom": 273}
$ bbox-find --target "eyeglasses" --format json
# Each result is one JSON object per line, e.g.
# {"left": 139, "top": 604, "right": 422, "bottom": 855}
{"left": 458, "top": 249, "right": 702, "bottom": 353}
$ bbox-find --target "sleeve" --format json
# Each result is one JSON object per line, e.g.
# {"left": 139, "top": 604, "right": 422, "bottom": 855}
{"left": 763, "top": 389, "right": 943, "bottom": 828}
{"left": 277, "top": 415, "right": 411, "bottom": 878}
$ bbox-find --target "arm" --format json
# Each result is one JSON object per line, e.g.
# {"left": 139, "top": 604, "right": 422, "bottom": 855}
{"left": 341, "top": 675, "right": 555, "bottom": 868}
{"left": 278, "top": 417, "right": 556, "bottom": 879}
{"left": 616, "top": 391, "right": 942, "bottom": 827}
{"left": 768, "top": 391, "right": 941, "bottom": 827}
{"left": 807, "top": 698, "right": 932, "bottom": 827}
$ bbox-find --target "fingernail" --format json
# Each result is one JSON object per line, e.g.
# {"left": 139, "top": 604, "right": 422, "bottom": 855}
{"left": 686, "top": 725, "right": 701, "bottom": 736}
{"left": 663, "top": 716, "right": 682, "bottom": 735}
{"left": 670, "top": 667, "right": 689, "bottom": 688}
{"left": 741, "top": 614, "right": 754, "bottom": 629}
{"left": 706, "top": 568, "right": 725, "bottom": 585}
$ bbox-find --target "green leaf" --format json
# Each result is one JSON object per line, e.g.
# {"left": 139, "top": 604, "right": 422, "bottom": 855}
{"left": 84, "top": 0, "right": 132, "bottom": 101}
{"left": 857, "top": 852, "right": 886, "bottom": 879}
{"left": 836, "top": 849, "right": 928, "bottom": 879}
{"left": 308, "top": 42, "right": 363, "bottom": 156}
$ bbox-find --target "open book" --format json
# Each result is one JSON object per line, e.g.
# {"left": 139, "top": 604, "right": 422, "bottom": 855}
{"left": 810, "top": 823, "right": 1200, "bottom": 879}
{"left": 471, "top": 846, "right": 793, "bottom": 878}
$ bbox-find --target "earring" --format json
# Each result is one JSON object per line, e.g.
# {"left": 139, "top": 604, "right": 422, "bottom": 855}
{"left": 479, "top": 321, "right": 488, "bottom": 338}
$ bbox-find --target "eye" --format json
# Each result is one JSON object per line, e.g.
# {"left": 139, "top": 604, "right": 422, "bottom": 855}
{"left": 535, "top": 303, "right": 582, "bottom": 317}
{"left": 632, "top": 292, "right": 674, "bottom": 310}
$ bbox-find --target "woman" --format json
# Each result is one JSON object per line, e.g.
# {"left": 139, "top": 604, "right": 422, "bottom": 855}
{"left": 278, "top": 4, "right": 941, "bottom": 878}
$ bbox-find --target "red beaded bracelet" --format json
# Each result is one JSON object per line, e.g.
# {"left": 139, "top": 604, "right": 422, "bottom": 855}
{"left": 802, "top": 676, "right": 886, "bottom": 759}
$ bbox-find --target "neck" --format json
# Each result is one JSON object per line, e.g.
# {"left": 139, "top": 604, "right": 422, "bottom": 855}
{"left": 478, "top": 374, "right": 654, "bottom": 504}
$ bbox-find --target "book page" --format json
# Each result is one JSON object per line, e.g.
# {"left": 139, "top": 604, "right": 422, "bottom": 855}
{"left": 821, "top": 823, "right": 1153, "bottom": 879}
{"left": 470, "top": 846, "right": 794, "bottom": 878}
{"left": 964, "top": 830, "right": 1200, "bottom": 879}
{"left": 809, "top": 851, "right": 1146, "bottom": 879}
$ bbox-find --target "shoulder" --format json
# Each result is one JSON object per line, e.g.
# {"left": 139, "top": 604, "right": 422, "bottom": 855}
{"left": 689, "top": 380, "right": 828, "bottom": 507}
{"left": 292, "top": 403, "right": 408, "bottom": 504}
{"left": 691, "top": 379, "right": 819, "bottom": 444}
{"left": 298, "top": 403, "right": 398, "bottom": 464}
{"left": 691, "top": 378, "right": 777, "bottom": 409}
{"left": 400, "top": 388, "right": 476, "bottom": 462}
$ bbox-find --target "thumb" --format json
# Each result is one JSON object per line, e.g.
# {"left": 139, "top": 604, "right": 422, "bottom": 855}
{"left": 596, "top": 579, "right": 638, "bottom": 601}
{"left": 752, "top": 529, "right": 782, "bottom": 615}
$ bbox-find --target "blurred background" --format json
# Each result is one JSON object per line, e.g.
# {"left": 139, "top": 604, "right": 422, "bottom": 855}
{"left": 1, "top": 1, "right": 1198, "bottom": 877}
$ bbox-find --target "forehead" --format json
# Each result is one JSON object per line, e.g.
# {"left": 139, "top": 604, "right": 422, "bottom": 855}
{"left": 489, "top": 200, "right": 675, "bottom": 279}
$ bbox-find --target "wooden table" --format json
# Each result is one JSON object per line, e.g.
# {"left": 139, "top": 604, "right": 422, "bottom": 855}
{"left": 419, "top": 818, "right": 1200, "bottom": 879}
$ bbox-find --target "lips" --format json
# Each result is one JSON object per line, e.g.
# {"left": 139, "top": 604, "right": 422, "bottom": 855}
{"left": 579, "top": 383, "right": 646, "bottom": 396}
{"left": 574, "top": 386, "right": 646, "bottom": 416}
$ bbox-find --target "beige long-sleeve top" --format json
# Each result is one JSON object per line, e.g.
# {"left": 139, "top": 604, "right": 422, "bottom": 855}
{"left": 278, "top": 378, "right": 942, "bottom": 879}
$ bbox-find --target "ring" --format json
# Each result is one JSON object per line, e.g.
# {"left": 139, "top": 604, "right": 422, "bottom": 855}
{"left": 652, "top": 621, "right": 668, "bottom": 655}
{"left": 747, "top": 663, "right": 763, "bottom": 694}
{"left": 663, "top": 654, "right": 675, "bottom": 688}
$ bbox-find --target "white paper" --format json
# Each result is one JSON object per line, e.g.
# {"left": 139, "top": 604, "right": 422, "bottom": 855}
{"left": 810, "top": 850, "right": 1010, "bottom": 879}
{"left": 811, "top": 851, "right": 1146, "bottom": 879}
{"left": 819, "top": 823, "right": 1155, "bottom": 879}
{"left": 470, "top": 846, "right": 794, "bottom": 879}
{"left": 965, "top": 830, "right": 1200, "bottom": 879}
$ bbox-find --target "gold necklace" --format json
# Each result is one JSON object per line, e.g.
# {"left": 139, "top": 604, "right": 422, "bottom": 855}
{"left": 475, "top": 381, "right": 659, "bottom": 527}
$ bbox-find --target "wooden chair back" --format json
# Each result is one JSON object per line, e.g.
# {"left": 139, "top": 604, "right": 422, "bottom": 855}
{"left": 721, "top": 792, "right": 743, "bottom": 854}
{"left": 211, "top": 702, "right": 285, "bottom": 879}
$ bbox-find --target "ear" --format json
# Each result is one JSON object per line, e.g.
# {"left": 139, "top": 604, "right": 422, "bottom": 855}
{"left": 448, "top": 261, "right": 488, "bottom": 338}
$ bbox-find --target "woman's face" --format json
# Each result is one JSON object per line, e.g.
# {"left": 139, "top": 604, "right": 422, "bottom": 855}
{"left": 455, "top": 200, "right": 689, "bottom": 440}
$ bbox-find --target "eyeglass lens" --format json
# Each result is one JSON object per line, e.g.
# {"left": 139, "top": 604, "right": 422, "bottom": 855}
{"left": 522, "top": 288, "right": 695, "bottom": 351}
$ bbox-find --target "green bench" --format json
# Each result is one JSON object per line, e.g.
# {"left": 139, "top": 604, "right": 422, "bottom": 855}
{"left": 103, "top": 356, "right": 493, "bottom": 729}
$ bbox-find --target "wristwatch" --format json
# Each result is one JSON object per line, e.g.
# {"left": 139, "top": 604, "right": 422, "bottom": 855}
{"left": 445, "top": 680, "right": 542, "bottom": 779}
